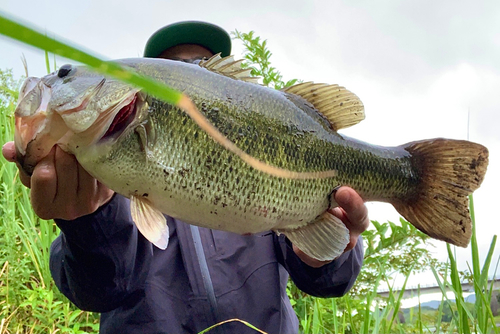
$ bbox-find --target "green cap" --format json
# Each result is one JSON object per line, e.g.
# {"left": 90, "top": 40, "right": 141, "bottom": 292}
{"left": 144, "top": 21, "right": 232, "bottom": 58}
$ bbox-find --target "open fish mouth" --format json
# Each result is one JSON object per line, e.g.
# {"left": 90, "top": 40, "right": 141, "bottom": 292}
{"left": 100, "top": 93, "right": 138, "bottom": 141}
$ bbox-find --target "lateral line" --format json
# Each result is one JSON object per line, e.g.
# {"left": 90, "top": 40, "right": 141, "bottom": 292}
{"left": 177, "top": 94, "right": 337, "bottom": 180}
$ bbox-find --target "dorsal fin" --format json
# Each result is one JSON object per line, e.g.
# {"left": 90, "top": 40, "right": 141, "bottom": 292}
{"left": 282, "top": 82, "right": 365, "bottom": 131}
{"left": 199, "top": 53, "right": 260, "bottom": 84}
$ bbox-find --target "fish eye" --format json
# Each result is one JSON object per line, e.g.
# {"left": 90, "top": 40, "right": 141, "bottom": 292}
{"left": 57, "top": 64, "right": 73, "bottom": 78}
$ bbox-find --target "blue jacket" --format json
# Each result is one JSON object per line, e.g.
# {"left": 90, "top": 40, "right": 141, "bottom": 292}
{"left": 50, "top": 194, "right": 363, "bottom": 333}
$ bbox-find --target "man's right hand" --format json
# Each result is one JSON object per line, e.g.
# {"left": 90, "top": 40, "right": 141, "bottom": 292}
{"left": 2, "top": 141, "right": 115, "bottom": 220}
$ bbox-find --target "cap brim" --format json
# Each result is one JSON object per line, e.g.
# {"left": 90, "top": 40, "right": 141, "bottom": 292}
{"left": 144, "top": 21, "right": 231, "bottom": 58}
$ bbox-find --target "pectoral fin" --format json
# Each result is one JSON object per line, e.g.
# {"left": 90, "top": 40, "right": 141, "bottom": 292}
{"left": 130, "top": 195, "right": 169, "bottom": 249}
{"left": 276, "top": 212, "right": 349, "bottom": 261}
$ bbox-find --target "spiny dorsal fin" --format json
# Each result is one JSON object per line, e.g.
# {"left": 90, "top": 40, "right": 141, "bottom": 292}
{"left": 282, "top": 82, "right": 365, "bottom": 131}
{"left": 199, "top": 53, "right": 260, "bottom": 84}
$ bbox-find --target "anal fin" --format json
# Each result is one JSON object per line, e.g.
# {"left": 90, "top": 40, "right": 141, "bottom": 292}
{"left": 276, "top": 212, "right": 349, "bottom": 261}
{"left": 130, "top": 195, "right": 169, "bottom": 249}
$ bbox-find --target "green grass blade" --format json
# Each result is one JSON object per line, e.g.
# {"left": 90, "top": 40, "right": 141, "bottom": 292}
{"left": 312, "top": 299, "right": 323, "bottom": 333}
{"left": 431, "top": 266, "right": 460, "bottom": 325}
{"left": 469, "top": 194, "right": 484, "bottom": 332}
{"left": 344, "top": 295, "right": 355, "bottom": 333}
{"left": 446, "top": 244, "right": 470, "bottom": 334}
{"left": 434, "top": 287, "right": 445, "bottom": 333}
{"left": 417, "top": 286, "right": 424, "bottom": 334}
{"left": 470, "top": 273, "right": 499, "bottom": 334}
{"left": 361, "top": 261, "right": 383, "bottom": 334}
{"left": 469, "top": 195, "right": 481, "bottom": 278}
{"left": 478, "top": 236, "right": 497, "bottom": 332}
{"left": 331, "top": 298, "right": 339, "bottom": 334}
{"left": 387, "top": 264, "right": 414, "bottom": 330}
{"left": 44, "top": 49, "right": 51, "bottom": 74}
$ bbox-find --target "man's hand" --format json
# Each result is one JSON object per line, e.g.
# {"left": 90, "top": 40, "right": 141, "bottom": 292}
{"left": 2, "top": 141, "right": 114, "bottom": 220}
{"left": 293, "top": 186, "right": 369, "bottom": 268}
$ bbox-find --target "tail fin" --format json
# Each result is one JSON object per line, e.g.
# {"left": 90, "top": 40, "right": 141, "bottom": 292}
{"left": 393, "top": 138, "right": 488, "bottom": 247}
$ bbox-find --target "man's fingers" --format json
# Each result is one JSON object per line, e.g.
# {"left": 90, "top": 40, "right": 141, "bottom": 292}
{"left": 2, "top": 141, "right": 31, "bottom": 187}
{"left": 54, "top": 146, "right": 114, "bottom": 218}
{"left": 329, "top": 186, "right": 370, "bottom": 253}
{"left": 2, "top": 142, "right": 16, "bottom": 162}
{"left": 30, "top": 147, "right": 57, "bottom": 219}
{"left": 16, "top": 163, "right": 32, "bottom": 188}
{"left": 4, "top": 140, "right": 114, "bottom": 220}
{"left": 333, "top": 186, "right": 369, "bottom": 233}
{"left": 54, "top": 146, "right": 79, "bottom": 203}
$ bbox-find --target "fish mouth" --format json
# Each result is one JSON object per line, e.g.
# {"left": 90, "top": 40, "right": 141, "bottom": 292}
{"left": 100, "top": 93, "right": 138, "bottom": 140}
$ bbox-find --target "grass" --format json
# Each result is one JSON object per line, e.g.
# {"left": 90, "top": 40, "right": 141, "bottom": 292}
{"left": 0, "top": 69, "right": 100, "bottom": 333}
{"left": 0, "top": 13, "right": 498, "bottom": 334}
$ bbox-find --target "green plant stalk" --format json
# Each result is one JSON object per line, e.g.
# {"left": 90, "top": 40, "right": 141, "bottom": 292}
{"left": 470, "top": 193, "right": 498, "bottom": 333}
{"left": 435, "top": 288, "right": 445, "bottom": 333}
{"left": 371, "top": 303, "right": 383, "bottom": 334}
{"left": 44, "top": 49, "right": 51, "bottom": 74}
{"left": 470, "top": 270, "right": 499, "bottom": 334}
{"left": 343, "top": 295, "right": 355, "bottom": 333}
{"left": 479, "top": 239, "right": 498, "bottom": 333}
{"left": 387, "top": 264, "right": 414, "bottom": 330}
{"left": 469, "top": 194, "right": 484, "bottom": 332}
{"left": 300, "top": 297, "right": 309, "bottom": 333}
{"left": 0, "top": 13, "right": 183, "bottom": 107}
{"left": 467, "top": 247, "right": 499, "bottom": 334}
{"left": 417, "top": 286, "right": 423, "bottom": 334}
{"left": 431, "top": 266, "right": 461, "bottom": 326}
{"left": 331, "top": 298, "right": 340, "bottom": 334}
{"left": 361, "top": 261, "right": 383, "bottom": 334}
{"left": 342, "top": 303, "right": 348, "bottom": 334}
{"left": 312, "top": 298, "right": 323, "bottom": 333}
{"left": 446, "top": 244, "right": 470, "bottom": 334}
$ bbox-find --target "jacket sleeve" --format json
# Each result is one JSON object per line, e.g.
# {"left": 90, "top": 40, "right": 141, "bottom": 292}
{"left": 49, "top": 194, "right": 154, "bottom": 312}
{"left": 274, "top": 233, "right": 364, "bottom": 298}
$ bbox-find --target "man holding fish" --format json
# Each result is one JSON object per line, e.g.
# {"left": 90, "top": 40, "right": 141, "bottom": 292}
{"left": 2, "top": 21, "right": 369, "bottom": 333}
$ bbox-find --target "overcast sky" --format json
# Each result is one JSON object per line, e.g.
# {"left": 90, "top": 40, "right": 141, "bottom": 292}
{"left": 1, "top": 0, "right": 499, "bottom": 287}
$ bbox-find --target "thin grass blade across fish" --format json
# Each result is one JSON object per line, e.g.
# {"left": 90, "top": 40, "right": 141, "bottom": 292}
{"left": 14, "top": 55, "right": 489, "bottom": 260}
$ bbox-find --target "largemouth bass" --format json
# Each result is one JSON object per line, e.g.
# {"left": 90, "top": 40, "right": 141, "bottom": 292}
{"left": 14, "top": 56, "right": 488, "bottom": 260}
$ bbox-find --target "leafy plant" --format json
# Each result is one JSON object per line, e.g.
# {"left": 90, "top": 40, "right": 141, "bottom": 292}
{"left": 232, "top": 30, "right": 299, "bottom": 89}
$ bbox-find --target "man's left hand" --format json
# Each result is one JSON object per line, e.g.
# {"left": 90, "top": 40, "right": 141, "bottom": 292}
{"left": 293, "top": 186, "right": 369, "bottom": 268}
